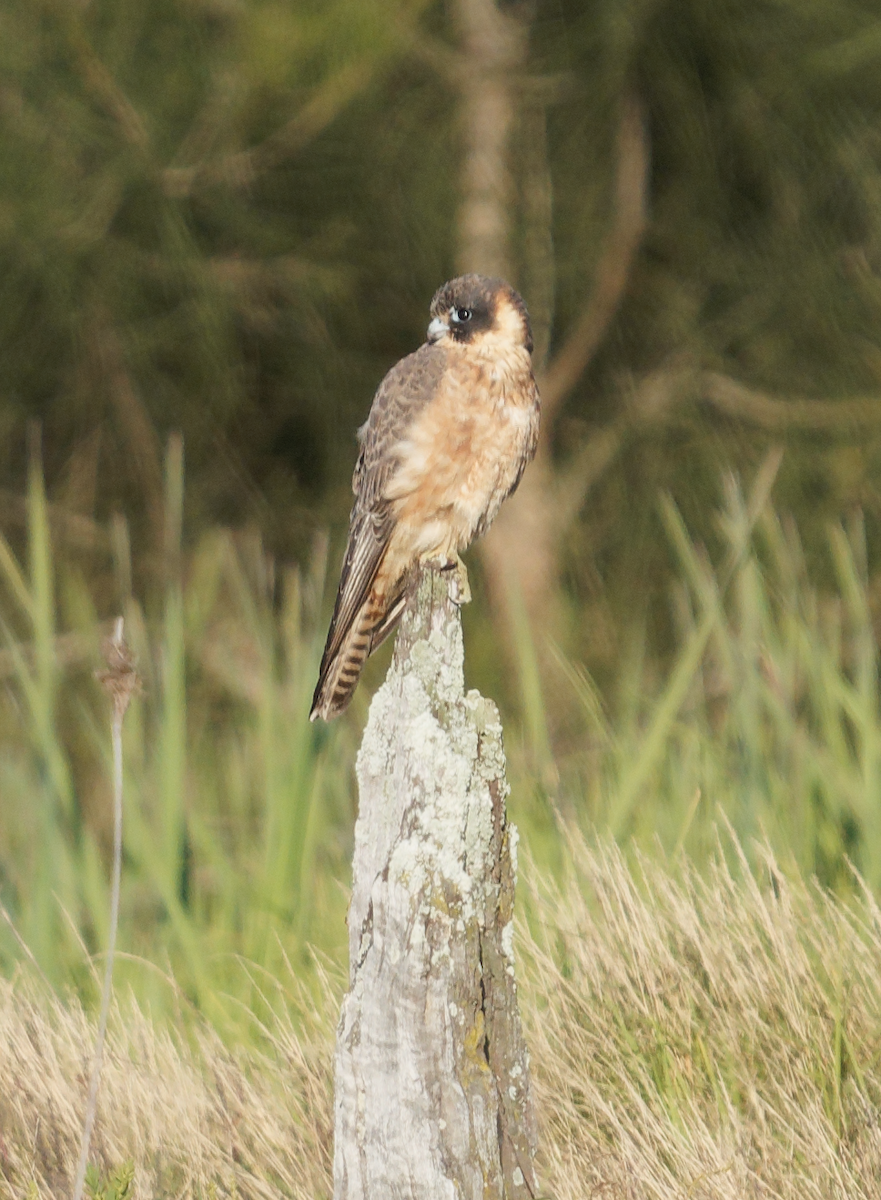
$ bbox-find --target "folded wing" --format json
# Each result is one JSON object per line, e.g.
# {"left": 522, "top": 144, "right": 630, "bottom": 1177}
{"left": 309, "top": 344, "right": 446, "bottom": 720}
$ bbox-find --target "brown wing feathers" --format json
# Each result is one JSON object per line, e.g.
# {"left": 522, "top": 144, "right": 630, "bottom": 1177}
{"left": 309, "top": 506, "right": 393, "bottom": 721}
{"left": 309, "top": 346, "right": 445, "bottom": 721}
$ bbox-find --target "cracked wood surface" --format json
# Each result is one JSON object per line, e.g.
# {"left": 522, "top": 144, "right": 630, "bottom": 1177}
{"left": 333, "top": 566, "right": 538, "bottom": 1199}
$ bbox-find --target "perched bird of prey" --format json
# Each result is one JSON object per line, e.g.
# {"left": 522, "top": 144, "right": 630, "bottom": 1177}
{"left": 310, "top": 274, "right": 540, "bottom": 721}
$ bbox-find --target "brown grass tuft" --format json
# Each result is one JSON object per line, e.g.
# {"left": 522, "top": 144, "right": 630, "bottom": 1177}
{"left": 522, "top": 832, "right": 881, "bottom": 1199}
{"left": 0, "top": 974, "right": 335, "bottom": 1198}
{"left": 3, "top": 832, "right": 881, "bottom": 1198}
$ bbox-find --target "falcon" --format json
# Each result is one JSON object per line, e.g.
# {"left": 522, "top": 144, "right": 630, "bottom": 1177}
{"left": 310, "top": 273, "right": 540, "bottom": 721}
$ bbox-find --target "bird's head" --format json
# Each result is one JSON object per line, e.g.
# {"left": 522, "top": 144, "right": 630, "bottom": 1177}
{"left": 427, "top": 274, "right": 534, "bottom": 357}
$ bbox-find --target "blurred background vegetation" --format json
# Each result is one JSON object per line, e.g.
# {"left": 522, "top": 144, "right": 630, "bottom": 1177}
{"left": 3, "top": 0, "right": 881, "bottom": 1020}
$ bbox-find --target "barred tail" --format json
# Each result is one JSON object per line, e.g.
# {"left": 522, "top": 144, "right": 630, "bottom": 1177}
{"left": 309, "top": 598, "right": 381, "bottom": 721}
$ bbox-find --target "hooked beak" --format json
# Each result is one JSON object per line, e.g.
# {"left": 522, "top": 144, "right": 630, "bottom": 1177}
{"left": 427, "top": 316, "right": 449, "bottom": 344}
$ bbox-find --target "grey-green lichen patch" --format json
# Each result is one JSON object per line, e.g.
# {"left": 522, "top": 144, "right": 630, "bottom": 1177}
{"left": 352, "top": 573, "right": 506, "bottom": 949}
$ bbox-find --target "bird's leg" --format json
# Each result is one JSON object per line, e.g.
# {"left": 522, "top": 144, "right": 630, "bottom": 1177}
{"left": 440, "top": 554, "right": 471, "bottom": 607}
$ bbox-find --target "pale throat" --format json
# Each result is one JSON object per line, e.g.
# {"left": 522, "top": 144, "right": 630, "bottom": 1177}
{"left": 470, "top": 337, "right": 533, "bottom": 396}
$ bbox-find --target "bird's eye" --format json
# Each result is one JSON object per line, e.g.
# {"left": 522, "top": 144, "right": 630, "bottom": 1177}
{"left": 451, "top": 307, "right": 472, "bottom": 324}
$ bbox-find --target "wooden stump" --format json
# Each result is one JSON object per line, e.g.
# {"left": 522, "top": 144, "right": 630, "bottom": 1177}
{"left": 333, "top": 566, "right": 538, "bottom": 1199}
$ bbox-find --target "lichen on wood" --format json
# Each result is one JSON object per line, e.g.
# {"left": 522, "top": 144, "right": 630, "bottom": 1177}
{"left": 333, "top": 565, "right": 538, "bottom": 1199}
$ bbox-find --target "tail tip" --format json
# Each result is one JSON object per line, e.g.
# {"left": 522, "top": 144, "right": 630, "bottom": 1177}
{"left": 309, "top": 685, "right": 351, "bottom": 723}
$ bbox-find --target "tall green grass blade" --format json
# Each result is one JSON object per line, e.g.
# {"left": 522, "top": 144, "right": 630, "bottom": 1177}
{"left": 609, "top": 455, "right": 782, "bottom": 835}
{"left": 507, "top": 573, "right": 556, "bottom": 789}
{"left": 158, "top": 436, "right": 187, "bottom": 906}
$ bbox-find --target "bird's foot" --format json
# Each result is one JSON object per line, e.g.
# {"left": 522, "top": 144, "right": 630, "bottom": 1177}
{"left": 441, "top": 555, "right": 471, "bottom": 606}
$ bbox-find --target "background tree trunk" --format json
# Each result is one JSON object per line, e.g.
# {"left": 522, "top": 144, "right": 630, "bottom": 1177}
{"left": 478, "top": 93, "right": 651, "bottom": 653}
{"left": 449, "top": 0, "right": 653, "bottom": 659}
{"left": 451, "top": 0, "right": 528, "bottom": 281}
{"left": 333, "top": 566, "right": 538, "bottom": 1199}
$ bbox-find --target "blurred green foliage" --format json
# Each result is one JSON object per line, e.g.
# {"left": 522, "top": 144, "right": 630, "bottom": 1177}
{"left": 2, "top": 0, "right": 881, "bottom": 564}
{"left": 0, "top": 449, "right": 355, "bottom": 1027}
{"left": 0, "top": 0, "right": 449, "bottom": 552}
{"left": 3, "top": 459, "right": 881, "bottom": 1022}
{"left": 3, "top": 0, "right": 881, "bottom": 1011}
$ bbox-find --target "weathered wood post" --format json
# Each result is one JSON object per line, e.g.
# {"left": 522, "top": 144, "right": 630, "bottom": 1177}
{"left": 333, "top": 565, "right": 538, "bottom": 1199}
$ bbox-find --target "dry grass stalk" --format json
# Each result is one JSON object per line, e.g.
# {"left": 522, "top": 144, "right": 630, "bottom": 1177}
{"left": 71, "top": 620, "right": 141, "bottom": 1200}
